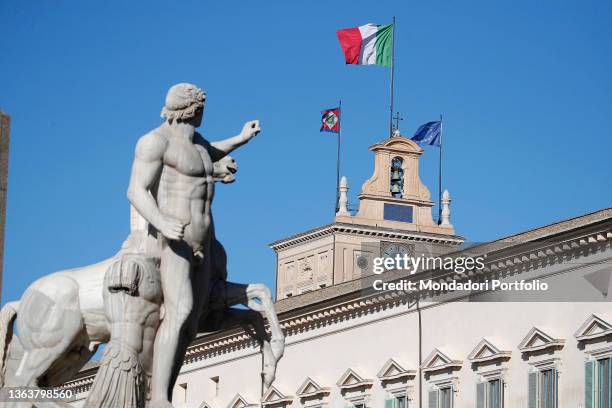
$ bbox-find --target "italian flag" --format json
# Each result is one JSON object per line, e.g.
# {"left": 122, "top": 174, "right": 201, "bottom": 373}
{"left": 336, "top": 23, "right": 393, "bottom": 67}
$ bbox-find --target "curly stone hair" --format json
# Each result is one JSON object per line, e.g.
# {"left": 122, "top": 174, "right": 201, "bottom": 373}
{"left": 160, "top": 83, "right": 206, "bottom": 123}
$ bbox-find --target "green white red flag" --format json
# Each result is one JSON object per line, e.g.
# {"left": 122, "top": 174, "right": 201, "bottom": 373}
{"left": 336, "top": 23, "right": 393, "bottom": 67}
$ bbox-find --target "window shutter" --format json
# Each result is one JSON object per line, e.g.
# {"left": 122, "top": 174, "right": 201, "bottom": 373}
{"left": 476, "top": 382, "right": 485, "bottom": 408}
{"left": 385, "top": 398, "right": 395, "bottom": 408}
{"left": 585, "top": 360, "right": 595, "bottom": 408}
{"left": 608, "top": 358, "right": 612, "bottom": 408}
{"left": 428, "top": 390, "right": 438, "bottom": 408}
{"left": 528, "top": 372, "right": 538, "bottom": 408}
{"left": 552, "top": 369, "right": 558, "bottom": 408}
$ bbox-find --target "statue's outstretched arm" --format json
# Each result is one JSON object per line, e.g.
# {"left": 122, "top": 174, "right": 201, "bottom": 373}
{"left": 211, "top": 120, "right": 261, "bottom": 155}
{"left": 127, "top": 133, "right": 184, "bottom": 241}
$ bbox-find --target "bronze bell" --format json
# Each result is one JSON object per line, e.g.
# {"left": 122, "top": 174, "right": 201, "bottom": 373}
{"left": 391, "top": 170, "right": 402, "bottom": 180}
{"left": 391, "top": 183, "right": 401, "bottom": 193}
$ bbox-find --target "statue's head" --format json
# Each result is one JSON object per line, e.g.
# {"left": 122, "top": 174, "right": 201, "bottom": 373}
{"left": 161, "top": 83, "right": 206, "bottom": 126}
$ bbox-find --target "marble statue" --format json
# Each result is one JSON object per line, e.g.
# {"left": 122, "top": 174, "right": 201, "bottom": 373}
{"left": 0, "top": 83, "right": 285, "bottom": 407}
{"left": 84, "top": 255, "right": 162, "bottom": 408}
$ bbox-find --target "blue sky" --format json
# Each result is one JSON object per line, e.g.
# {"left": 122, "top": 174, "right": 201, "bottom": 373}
{"left": 1, "top": 0, "right": 611, "bottom": 302}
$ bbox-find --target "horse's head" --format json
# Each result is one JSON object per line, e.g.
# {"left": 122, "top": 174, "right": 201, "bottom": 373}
{"left": 213, "top": 155, "right": 238, "bottom": 184}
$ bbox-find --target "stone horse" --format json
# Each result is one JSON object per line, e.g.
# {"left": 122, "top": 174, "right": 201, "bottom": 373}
{"left": 0, "top": 155, "right": 284, "bottom": 405}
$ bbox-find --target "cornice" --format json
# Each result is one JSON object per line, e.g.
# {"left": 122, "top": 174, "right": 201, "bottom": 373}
{"left": 269, "top": 222, "right": 464, "bottom": 251}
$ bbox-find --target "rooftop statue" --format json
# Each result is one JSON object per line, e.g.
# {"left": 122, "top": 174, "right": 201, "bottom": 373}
{"left": 0, "top": 83, "right": 285, "bottom": 408}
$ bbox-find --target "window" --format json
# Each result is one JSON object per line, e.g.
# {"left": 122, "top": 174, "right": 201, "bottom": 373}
{"left": 477, "top": 379, "right": 503, "bottom": 408}
{"left": 174, "top": 382, "right": 187, "bottom": 404}
{"left": 208, "top": 376, "right": 219, "bottom": 397}
{"left": 585, "top": 358, "right": 612, "bottom": 408}
{"left": 439, "top": 387, "right": 452, "bottom": 408}
{"left": 528, "top": 369, "right": 558, "bottom": 408}
{"left": 429, "top": 386, "right": 453, "bottom": 408}
{"left": 385, "top": 395, "right": 408, "bottom": 408}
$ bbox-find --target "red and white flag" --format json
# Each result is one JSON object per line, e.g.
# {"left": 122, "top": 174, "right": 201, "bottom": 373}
{"left": 320, "top": 108, "right": 340, "bottom": 133}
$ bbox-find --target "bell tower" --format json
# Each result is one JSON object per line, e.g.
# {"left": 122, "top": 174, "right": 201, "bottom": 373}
{"left": 336, "top": 133, "right": 454, "bottom": 236}
{"left": 270, "top": 132, "right": 463, "bottom": 300}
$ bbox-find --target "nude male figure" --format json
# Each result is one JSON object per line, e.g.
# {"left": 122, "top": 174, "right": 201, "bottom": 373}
{"left": 127, "top": 83, "right": 260, "bottom": 407}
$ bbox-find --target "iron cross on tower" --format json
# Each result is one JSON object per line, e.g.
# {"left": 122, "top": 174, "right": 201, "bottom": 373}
{"left": 392, "top": 112, "right": 403, "bottom": 136}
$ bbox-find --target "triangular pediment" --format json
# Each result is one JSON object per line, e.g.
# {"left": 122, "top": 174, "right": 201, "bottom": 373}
{"left": 575, "top": 314, "right": 612, "bottom": 341}
{"left": 377, "top": 358, "right": 415, "bottom": 381}
{"left": 296, "top": 377, "right": 330, "bottom": 397}
{"left": 198, "top": 402, "right": 214, "bottom": 408}
{"left": 261, "top": 386, "right": 293, "bottom": 406}
{"left": 336, "top": 368, "right": 373, "bottom": 389}
{"left": 302, "top": 382, "right": 318, "bottom": 394}
{"left": 468, "top": 339, "right": 511, "bottom": 363}
{"left": 227, "top": 394, "right": 256, "bottom": 408}
{"left": 421, "top": 349, "right": 462, "bottom": 373}
{"left": 518, "top": 327, "right": 565, "bottom": 353}
{"left": 262, "top": 387, "right": 284, "bottom": 402}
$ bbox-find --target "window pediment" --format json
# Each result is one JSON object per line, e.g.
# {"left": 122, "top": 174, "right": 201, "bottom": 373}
{"left": 575, "top": 314, "right": 612, "bottom": 342}
{"left": 296, "top": 377, "right": 330, "bottom": 399}
{"left": 468, "top": 339, "right": 511, "bottom": 364}
{"left": 377, "top": 358, "right": 415, "bottom": 381}
{"left": 518, "top": 327, "right": 565, "bottom": 353}
{"left": 261, "top": 386, "right": 293, "bottom": 407}
{"left": 421, "top": 349, "right": 463, "bottom": 373}
{"left": 336, "top": 368, "right": 374, "bottom": 390}
{"left": 227, "top": 394, "right": 257, "bottom": 408}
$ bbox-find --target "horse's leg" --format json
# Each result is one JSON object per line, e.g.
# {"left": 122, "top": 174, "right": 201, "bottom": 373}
{"left": 221, "top": 282, "right": 284, "bottom": 388}
{"left": 205, "top": 281, "right": 271, "bottom": 348}
{"left": 224, "top": 282, "right": 285, "bottom": 359}
{"left": 44, "top": 341, "right": 98, "bottom": 386}
{"left": 211, "top": 308, "right": 278, "bottom": 389}
{"left": 20, "top": 344, "right": 97, "bottom": 408}
{"left": 7, "top": 346, "right": 78, "bottom": 408}
{"left": 5, "top": 280, "right": 83, "bottom": 406}
{"left": 11, "top": 277, "right": 83, "bottom": 389}
{"left": 224, "top": 283, "right": 284, "bottom": 348}
{"left": 214, "top": 308, "right": 268, "bottom": 342}
{"left": 244, "top": 283, "right": 285, "bottom": 361}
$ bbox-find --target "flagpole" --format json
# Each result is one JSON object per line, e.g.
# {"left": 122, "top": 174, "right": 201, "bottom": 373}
{"left": 335, "top": 100, "right": 342, "bottom": 214}
{"left": 389, "top": 16, "right": 396, "bottom": 137}
{"left": 438, "top": 114, "right": 443, "bottom": 224}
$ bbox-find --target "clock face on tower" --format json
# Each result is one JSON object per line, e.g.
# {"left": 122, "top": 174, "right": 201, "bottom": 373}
{"left": 380, "top": 242, "right": 415, "bottom": 260}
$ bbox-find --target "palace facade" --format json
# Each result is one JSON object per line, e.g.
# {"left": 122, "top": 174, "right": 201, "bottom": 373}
{"left": 66, "top": 133, "right": 612, "bottom": 408}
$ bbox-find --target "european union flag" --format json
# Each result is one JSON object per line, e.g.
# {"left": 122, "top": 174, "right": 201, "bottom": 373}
{"left": 411, "top": 121, "right": 441, "bottom": 147}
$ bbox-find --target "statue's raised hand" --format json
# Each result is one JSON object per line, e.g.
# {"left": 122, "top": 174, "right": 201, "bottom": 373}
{"left": 159, "top": 215, "right": 185, "bottom": 240}
{"left": 240, "top": 120, "right": 261, "bottom": 142}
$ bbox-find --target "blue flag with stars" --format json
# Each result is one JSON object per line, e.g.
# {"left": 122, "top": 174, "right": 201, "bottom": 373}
{"left": 411, "top": 121, "right": 441, "bottom": 147}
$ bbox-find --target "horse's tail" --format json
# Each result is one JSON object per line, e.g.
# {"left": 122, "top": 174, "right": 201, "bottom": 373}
{"left": 0, "top": 301, "right": 18, "bottom": 387}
